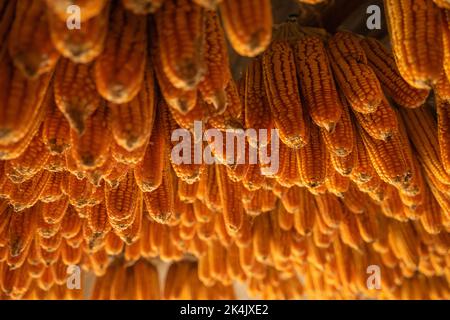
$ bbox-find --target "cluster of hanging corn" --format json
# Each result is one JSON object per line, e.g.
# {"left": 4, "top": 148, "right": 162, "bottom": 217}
{"left": 0, "top": 0, "right": 449, "bottom": 300}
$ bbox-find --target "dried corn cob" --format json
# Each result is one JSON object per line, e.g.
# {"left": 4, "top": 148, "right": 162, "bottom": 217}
{"left": 70, "top": 104, "right": 111, "bottom": 169}
{"left": 0, "top": 51, "right": 51, "bottom": 146}
{"left": 109, "top": 66, "right": 156, "bottom": 151}
{"left": 54, "top": 59, "right": 100, "bottom": 135}
{"left": 297, "top": 122, "right": 327, "bottom": 188}
{"left": 353, "top": 96, "right": 399, "bottom": 141}
{"left": 244, "top": 56, "right": 272, "bottom": 148}
{"left": 361, "top": 37, "right": 429, "bottom": 108}
{"left": 434, "top": 0, "right": 450, "bottom": 8}
{"left": 384, "top": 0, "right": 443, "bottom": 89}
{"left": 263, "top": 40, "right": 309, "bottom": 148}
{"left": 143, "top": 165, "right": 175, "bottom": 224}
{"left": 359, "top": 126, "right": 411, "bottom": 186}
{"left": 105, "top": 171, "right": 140, "bottom": 229}
{"left": 155, "top": 0, "right": 205, "bottom": 90}
{"left": 216, "top": 164, "right": 244, "bottom": 233}
{"left": 48, "top": 1, "right": 110, "bottom": 63}
{"left": 207, "top": 80, "right": 243, "bottom": 130}
{"left": 328, "top": 31, "right": 383, "bottom": 113}
{"left": 8, "top": 0, "right": 60, "bottom": 78}
{"left": 321, "top": 95, "right": 355, "bottom": 157}
{"left": 198, "top": 11, "right": 231, "bottom": 111}
{"left": 42, "top": 101, "right": 71, "bottom": 155}
{"left": 219, "top": 0, "right": 272, "bottom": 57}
{"left": 400, "top": 106, "right": 450, "bottom": 185}
{"left": 95, "top": 2, "right": 147, "bottom": 103}
{"left": 296, "top": 35, "right": 342, "bottom": 131}
{"left": 436, "top": 98, "right": 450, "bottom": 175}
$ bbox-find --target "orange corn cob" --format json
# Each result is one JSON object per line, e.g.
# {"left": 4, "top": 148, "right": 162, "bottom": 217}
{"left": 109, "top": 66, "right": 156, "bottom": 151}
{"left": 314, "top": 193, "right": 342, "bottom": 228}
{"left": 8, "top": 208, "right": 37, "bottom": 257}
{"left": 436, "top": 98, "right": 450, "bottom": 175}
{"left": 62, "top": 174, "right": 103, "bottom": 208}
{"left": 95, "top": 2, "right": 147, "bottom": 103}
{"left": 42, "top": 101, "right": 71, "bottom": 155}
{"left": 293, "top": 187, "right": 316, "bottom": 236}
{"left": 434, "top": 0, "right": 450, "bottom": 8}
{"left": 361, "top": 37, "right": 429, "bottom": 108}
{"left": 442, "top": 10, "right": 450, "bottom": 84}
{"left": 105, "top": 171, "right": 140, "bottom": 229}
{"left": 70, "top": 104, "right": 111, "bottom": 169}
{"left": 244, "top": 56, "right": 272, "bottom": 149}
{"left": 206, "top": 80, "right": 243, "bottom": 130}
{"left": 330, "top": 144, "right": 358, "bottom": 176}
{"left": 349, "top": 133, "right": 378, "bottom": 184}
{"left": 87, "top": 203, "right": 112, "bottom": 239}
{"left": 0, "top": 51, "right": 51, "bottom": 146}
{"left": 263, "top": 40, "right": 309, "bottom": 148}
{"left": 295, "top": 35, "right": 342, "bottom": 131}
{"left": 7, "top": 134, "right": 50, "bottom": 183}
{"left": 219, "top": 0, "right": 272, "bottom": 57}
{"left": 328, "top": 31, "right": 383, "bottom": 113}
{"left": 8, "top": 0, "right": 60, "bottom": 78}
{"left": 8, "top": 170, "right": 51, "bottom": 211}
{"left": 134, "top": 108, "right": 165, "bottom": 192}
{"left": 155, "top": 0, "right": 205, "bottom": 90}
{"left": 385, "top": 0, "right": 443, "bottom": 89}
{"left": 47, "top": 1, "right": 110, "bottom": 63}
{"left": 198, "top": 11, "right": 231, "bottom": 111}
{"left": 297, "top": 122, "right": 327, "bottom": 188}
{"left": 0, "top": 0, "right": 15, "bottom": 46}
{"left": 353, "top": 96, "right": 399, "bottom": 141}
{"left": 276, "top": 143, "right": 301, "bottom": 187}
{"left": 54, "top": 59, "right": 100, "bottom": 135}
{"left": 359, "top": 126, "right": 411, "bottom": 186}
{"left": 400, "top": 106, "right": 450, "bottom": 185}
{"left": 122, "top": 0, "right": 165, "bottom": 14}
{"left": 215, "top": 164, "right": 244, "bottom": 233}
{"left": 326, "top": 165, "right": 350, "bottom": 197}
{"left": 143, "top": 165, "right": 175, "bottom": 224}
{"left": 40, "top": 172, "right": 65, "bottom": 203}
{"left": 321, "top": 95, "right": 354, "bottom": 157}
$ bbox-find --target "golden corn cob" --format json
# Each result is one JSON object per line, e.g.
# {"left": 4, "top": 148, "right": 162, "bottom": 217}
{"left": 340, "top": 208, "right": 363, "bottom": 250}
{"left": 325, "top": 165, "right": 350, "bottom": 197}
{"left": 419, "top": 186, "right": 443, "bottom": 234}
{"left": 7, "top": 134, "right": 50, "bottom": 183}
{"left": 62, "top": 174, "right": 103, "bottom": 208}
{"left": 0, "top": 52, "right": 51, "bottom": 147}
{"left": 42, "top": 101, "right": 71, "bottom": 155}
{"left": 276, "top": 143, "right": 301, "bottom": 187}
{"left": 215, "top": 164, "right": 244, "bottom": 233}
{"left": 111, "top": 139, "right": 148, "bottom": 165}
{"left": 109, "top": 66, "right": 156, "bottom": 151}
{"left": 295, "top": 35, "right": 342, "bottom": 131}
{"left": 133, "top": 111, "right": 165, "bottom": 192}
{"left": 328, "top": 31, "right": 383, "bottom": 113}
{"left": 198, "top": 11, "right": 231, "bottom": 111}
{"left": 385, "top": 0, "right": 443, "bottom": 89}
{"left": 8, "top": 170, "right": 51, "bottom": 211}
{"left": 400, "top": 106, "right": 450, "bottom": 185}
{"left": 388, "top": 220, "right": 419, "bottom": 268}
{"left": 47, "top": 1, "right": 110, "bottom": 63}
{"left": 353, "top": 96, "right": 399, "bottom": 141}
{"left": 206, "top": 80, "right": 243, "bottom": 130}
{"left": 143, "top": 164, "right": 175, "bottom": 224}
{"left": 280, "top": 185, "right": 302, "bottom": 213}
{"left": 314, "top": 193, "right": 343, "bottom": 228}
{"left": 349, "top": 132, "right": 378, "bottom": 185}
{"left": 361, "top": 37, "right": 430, "bottom": 108}
{"left": 155, "top": 0, "right": 205, "bottom": 90}
{"left": 359, "top": 126, "right": 411, "bottom": 186}
{"left": 321, "top": 96, "right": 354, "bottom": 157}
{"left": 40, "top": 198, "right": 69, "bottom": 226}
{"left": 122, "top": 0, "right": 165, "bottom": 14}
{"left": 70, "top": 104, "right": 111, "bottom": 169}
{"left": 244, "top": 56, "right": 272, "bottom": 149}
{"left": 297, "top": 122, "right": 327, "bottom": 188}
{"left": 219, "top": 0, "right": 272, "bottom": 57}
{"left": 105, "top": 171, "right": 140, "bottom": 229}
{"left": 293, "top": 187, "right": 316, "bottom": 236}
{"left": 8, "top": 0, "right": 60, "bottom": 78}
{"left": 442, "top": 10, "right": 450, "bottom": 84}
{"left": 263, "top": 40, "right": 309, "bottom": 148}
{"left": 330, "top": 144, "right": 358, "bottom": 176}
{"left": 436, "top": 98, "right": 450, "bottom": 176}
{"left": 201, "top": 165, "right": 222, "bottom": 213}
{"left": 116, "top": 194, "right": 143, "bottom": 244}
{"left": 355, "top": 209, "right": 379, "bottom": 243}
{"left": 40, "top": 172, "right": 64, "bottom": 203}
{"left": 87, "top": 203, "right": 112, "bottom": 240}
{"left": 54, "top": 59, "right": 100, "bottom": 135}
{"left": 8, "top": 209, "right": 37, "bottom": 257}
{"left": 95, "top": 2, "right": 147, "bottom": 103}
